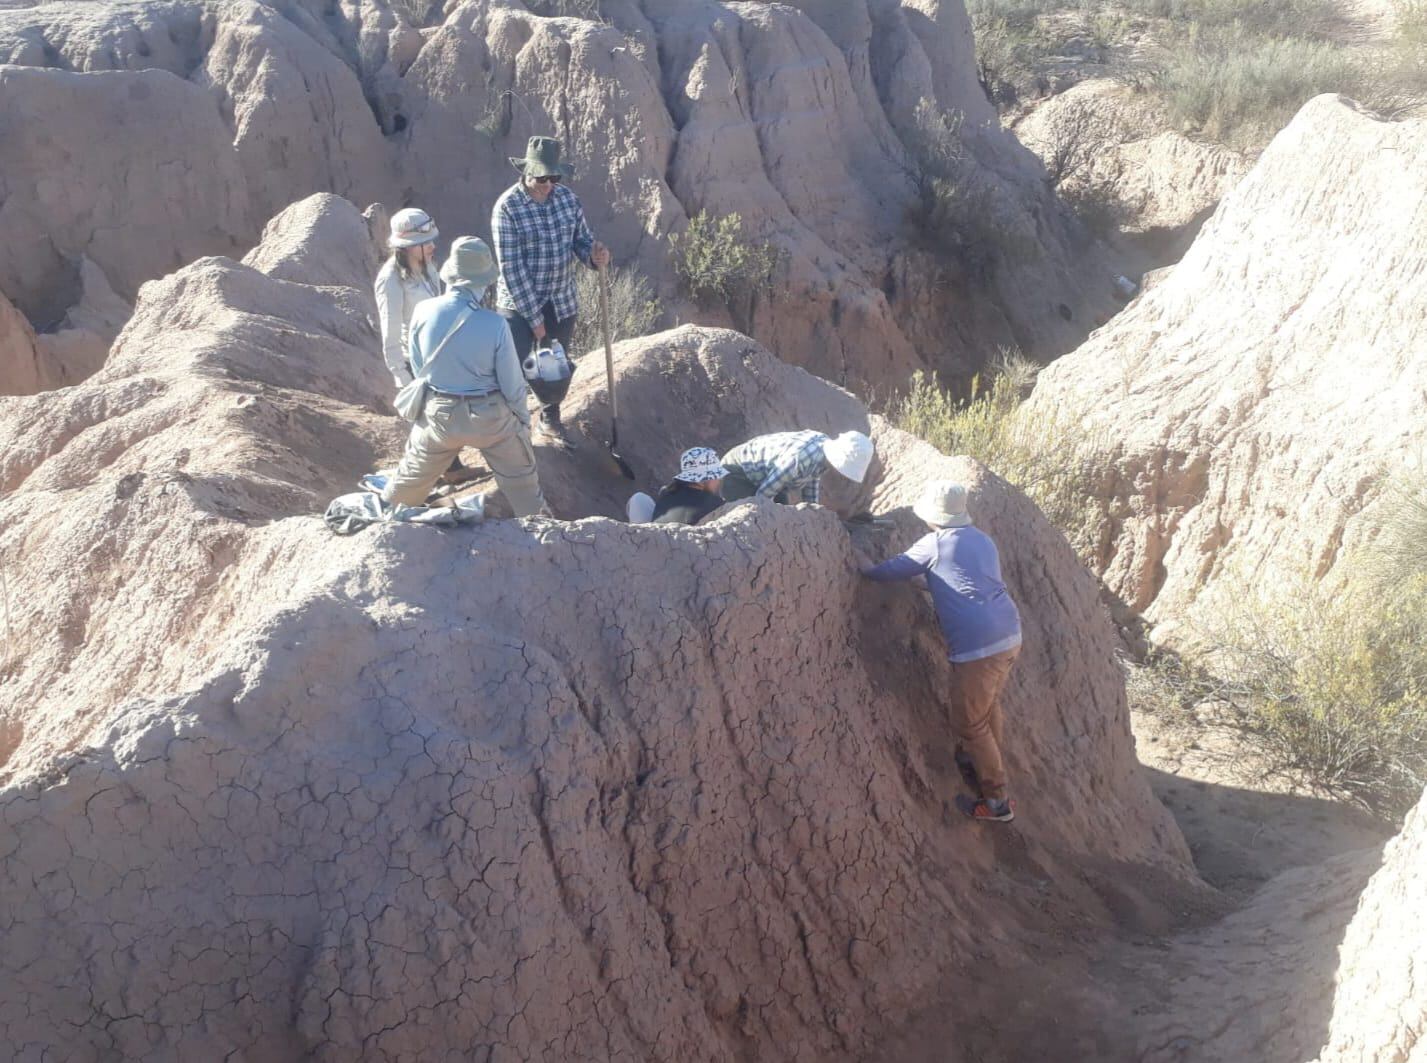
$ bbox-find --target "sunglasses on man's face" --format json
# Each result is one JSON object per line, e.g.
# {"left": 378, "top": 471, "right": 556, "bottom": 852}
{"left": 532, "top": 175, "right": 562, "bottom": 185}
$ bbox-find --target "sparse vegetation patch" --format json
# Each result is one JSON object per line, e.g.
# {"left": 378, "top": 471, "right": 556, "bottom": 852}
{"left": 890, "top": 354, "right": 1107, "bottom": 552}
{"left": 571, "top": 265, "right": 660, "bottom": 356}
{"left": 669, "top": 211, "right": 781, "bottom": 330}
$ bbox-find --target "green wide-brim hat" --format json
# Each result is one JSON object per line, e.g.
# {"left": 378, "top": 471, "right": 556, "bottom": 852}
{"left": 509, "top": 135, "right": 576, "bottom": 178}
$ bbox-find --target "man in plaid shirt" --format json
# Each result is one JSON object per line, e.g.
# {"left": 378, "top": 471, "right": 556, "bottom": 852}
{"left": 492, "top": 136, "right": 610, "bottom": 447}
{"left": 721, "top": 430, "right": 875, "bottom": 505}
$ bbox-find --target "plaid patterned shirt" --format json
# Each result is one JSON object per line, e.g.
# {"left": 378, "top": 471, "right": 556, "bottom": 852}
{"left": 492, "top": 181, "right": 596, "bottom": 328}
{"left": 722, "top": 431, "right": 830, "bottom": 504}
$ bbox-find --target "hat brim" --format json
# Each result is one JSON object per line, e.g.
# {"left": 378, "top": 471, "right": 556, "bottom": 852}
{"left": 441, "top": 260, "right": 499, "bottom": 290}
{"left": 509, "top": 157, "right": 576, "bottom": 178}
{"left": 675, "top": 465, "right": 727, "bottom": 484}
{"left": 913, "top": 499, "right": 972, "bottom": 527}
{"left": 389, "top": 228, "right": 438, "bottom": 249}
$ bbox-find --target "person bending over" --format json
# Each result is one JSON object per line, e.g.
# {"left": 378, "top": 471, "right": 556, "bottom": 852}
{"left": 720, "top": 430, "right": 873, "bottom": 506}
{"left": 651, "top": 447, "right": 727, "bottom": 525}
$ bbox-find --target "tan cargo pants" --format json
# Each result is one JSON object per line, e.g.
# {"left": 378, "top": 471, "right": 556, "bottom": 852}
{"left": 949, "top": 645, "right": 1020, "bottom": 802}
{"left": 384, "top": 392, "right": 549, "bottom": 517}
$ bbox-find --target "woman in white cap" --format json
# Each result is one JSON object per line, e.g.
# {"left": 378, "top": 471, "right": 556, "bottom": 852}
{"left": 382, "top": 237, "right": 549, "bottom": 518}
{"left": 720, "top": 430, "right": 874, "bottom": 506}
{"left": 650, "top": 447, "right": 728, "bottom": 525}
{"left": 375, "top": 207, "right": 442, "bottom": 388}
{"left": 860, "top": 480, "right": 1023, "bottom": 823}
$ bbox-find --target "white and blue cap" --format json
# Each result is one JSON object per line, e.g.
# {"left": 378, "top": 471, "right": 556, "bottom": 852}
{"left": 674, "top": 446, "right": 727, "bottom": 483}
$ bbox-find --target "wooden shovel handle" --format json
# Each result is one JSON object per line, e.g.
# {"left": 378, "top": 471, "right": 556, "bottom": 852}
{"left": 598, "top": 266, "right": 618, "bottom": 424}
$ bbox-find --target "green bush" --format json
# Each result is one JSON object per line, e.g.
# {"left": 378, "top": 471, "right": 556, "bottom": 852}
{"left": 1175, "top": 573, "right": 1427, "bottom": 818}
{"left": 1399, "top": 0, "right": 1427, "bottom": 47}
{"left": 1124, "top": 0, "right": 1333, "bottom": 36}
{"left": 890, "top": 355, "right": 1105, "bottom": 551}
{"left": 668, "top": 211, "right": 780, "bottom": 319}
{"left": 1156, "top": 33, "right": 1363, "bottom": 148}
{"left": 525, "top": 0, "right": 601, "bottom": 18}
{"left": 966, "top": 0, "right": 1060, "bottom": 106}
{"left": 571, "top": 265, "right": 660, "bottom": 357}
{"left": 1366, "top": 474, "right": 1427, "bottom": 590}
{"left": 903, "top": 100, "right": 1038, "bottom": 276}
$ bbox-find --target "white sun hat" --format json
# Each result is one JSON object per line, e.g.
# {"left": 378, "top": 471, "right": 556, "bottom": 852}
{"left": 389, "top": 207, "right": 439, "bottom": 248}
{"left": 674, "top": 446, "right": 728, "bottom": 484}
{"left": 914, "top": 480, "right": 973, "bottom": 528}
{"left": 822, "top": 431, "right": 874, "bottom": 483}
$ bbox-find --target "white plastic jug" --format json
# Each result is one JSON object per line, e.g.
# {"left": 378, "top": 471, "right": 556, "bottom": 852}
{"left": 522, "top": 341, "right": 571, "bottom": 383}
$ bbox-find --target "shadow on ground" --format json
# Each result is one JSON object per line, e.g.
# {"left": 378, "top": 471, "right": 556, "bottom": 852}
{"left": 874, "top": 769, "right": 1389, "bottom": 1063}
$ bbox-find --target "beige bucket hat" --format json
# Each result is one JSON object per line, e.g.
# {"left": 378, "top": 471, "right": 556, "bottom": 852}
{"left": 914, "top": 481, "right": 973, "bottom": 528}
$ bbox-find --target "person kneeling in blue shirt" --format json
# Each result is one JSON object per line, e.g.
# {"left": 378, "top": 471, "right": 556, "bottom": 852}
{"left": 861, "top": 480, "right": 1023, "bottom": 823}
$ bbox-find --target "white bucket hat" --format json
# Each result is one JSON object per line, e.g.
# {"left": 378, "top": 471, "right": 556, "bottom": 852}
{"left": 674, "top": 446, "right": 727, "bottom": 483}
{"left": 914, "top": 481, "right": 973, "bottom": 528}
{"left": 389, "top": 207, "right": 438, "bottom": 248}
{"left": 822, "top": 431, "right": 874, "bottom": 484}
{"left": 440, "top": 236, "right": 499, "bottom": 290}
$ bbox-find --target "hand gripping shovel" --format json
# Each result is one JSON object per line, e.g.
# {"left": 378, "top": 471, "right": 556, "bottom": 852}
{"left": 597, "top": 267, "right": 636, "bottom": 480}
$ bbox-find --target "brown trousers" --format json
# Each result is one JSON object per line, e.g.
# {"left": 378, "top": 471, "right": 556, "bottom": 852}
{"left": 950, "top": 645, "right": 1020, "bottom": 802}
{"left": 384, "top": 392, "right": 548, "bottom": 516}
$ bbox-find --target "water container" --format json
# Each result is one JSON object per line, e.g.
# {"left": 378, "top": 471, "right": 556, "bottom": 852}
{"left": 540, "top": 341, "right": 571, "bottom": 382}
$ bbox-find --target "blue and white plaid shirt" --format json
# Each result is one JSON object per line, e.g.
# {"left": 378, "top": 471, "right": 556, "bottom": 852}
{"left": 492, "top": 181, "right": 596, "bottom": 328}
{"left": 722, "top": 431, "right": 830, "bottom": 504}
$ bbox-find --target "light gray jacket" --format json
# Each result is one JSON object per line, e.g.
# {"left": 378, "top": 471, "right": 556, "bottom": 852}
{"left": 374, "top": 256, "right": 442, "bottom": 386}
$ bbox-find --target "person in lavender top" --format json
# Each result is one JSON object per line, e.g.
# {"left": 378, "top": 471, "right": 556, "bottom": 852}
{"left": 861, "top": 480, "right": 1022, "bottom": 822}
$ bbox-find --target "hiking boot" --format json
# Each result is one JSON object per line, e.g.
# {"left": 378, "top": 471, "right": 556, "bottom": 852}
{"left": 438, "top": 457, "right": 482, "bottom": 487}
{"left": 956, "top": 794, "right": 1015, "bottom": 823}
{"left": 535, "top": 417, "right": 576, "bottom": 451}
{"left": 954, "top": 748, "right": 982, "bottom": 795}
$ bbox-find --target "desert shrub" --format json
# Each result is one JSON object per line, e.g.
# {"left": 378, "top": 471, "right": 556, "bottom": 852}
{"left": 669, "top": 211, "right": 780, "bottom": 329}
{"left": 391, "top": 0, "right": 440, "bottom": 26}
{"left": 1180, "top": 573, "right": 1427, "bottom": 818}
{"left": 890, "top": 354, "right": 1105, "bottom": 549}
{"left": 1123, "top": 0, "right": 1334, "bottom": 36}
{"left": 966, "top": 0, "right": 1068, "bottom": 106}
{"left": 525, "top": 0, "right": 601, "bottom": 18}
{"left": 570, "top": 265, "right": 660, "bottom": 357}
{"left": 1155, "top": 33, "right": 1362, "bottom": 148}
{"left": 903, "top": 101, "right": 1039, "bottom": 276}
{"left": 1365, "top": 474, "right": 1427, "bottom": 590}
{"left": 1374, "top": 1, "right": 1427, "bottom": 113}
{"left": 1062, "top": 174, "right": 1138, "bottom": 237}
{"left": 1398, "top": 0, "right": 1427, "bottom": 46}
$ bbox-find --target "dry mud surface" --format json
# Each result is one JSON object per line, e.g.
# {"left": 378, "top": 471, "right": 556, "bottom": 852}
{"left": 0, "top": 194, "right": 1192, "bottom": 1061}
{"left": 1, "top": 191, "right": 1422, "bottom": 1062}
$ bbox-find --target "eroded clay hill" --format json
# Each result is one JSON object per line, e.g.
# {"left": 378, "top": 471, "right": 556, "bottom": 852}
{"left": 0, "top": 0, "right": 1118, "bottom": 397}
{"left": 1314, "top": 788, "right": 1427, "bottom": 1063}
{"left": 0, "top": 194, "right": 1194, "bottom": 1061}
{"left": 1027, "top": 95, "right": 1427, "bottom": 637}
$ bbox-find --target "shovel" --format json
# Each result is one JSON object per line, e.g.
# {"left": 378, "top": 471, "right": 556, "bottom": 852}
{"left": 596, "top": 267, "right": 636, "bottom": 480}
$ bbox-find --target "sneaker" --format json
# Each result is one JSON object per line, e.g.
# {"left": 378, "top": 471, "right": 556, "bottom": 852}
{"left": 956, "top": 794, "right": 1015, "bottom": 823}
